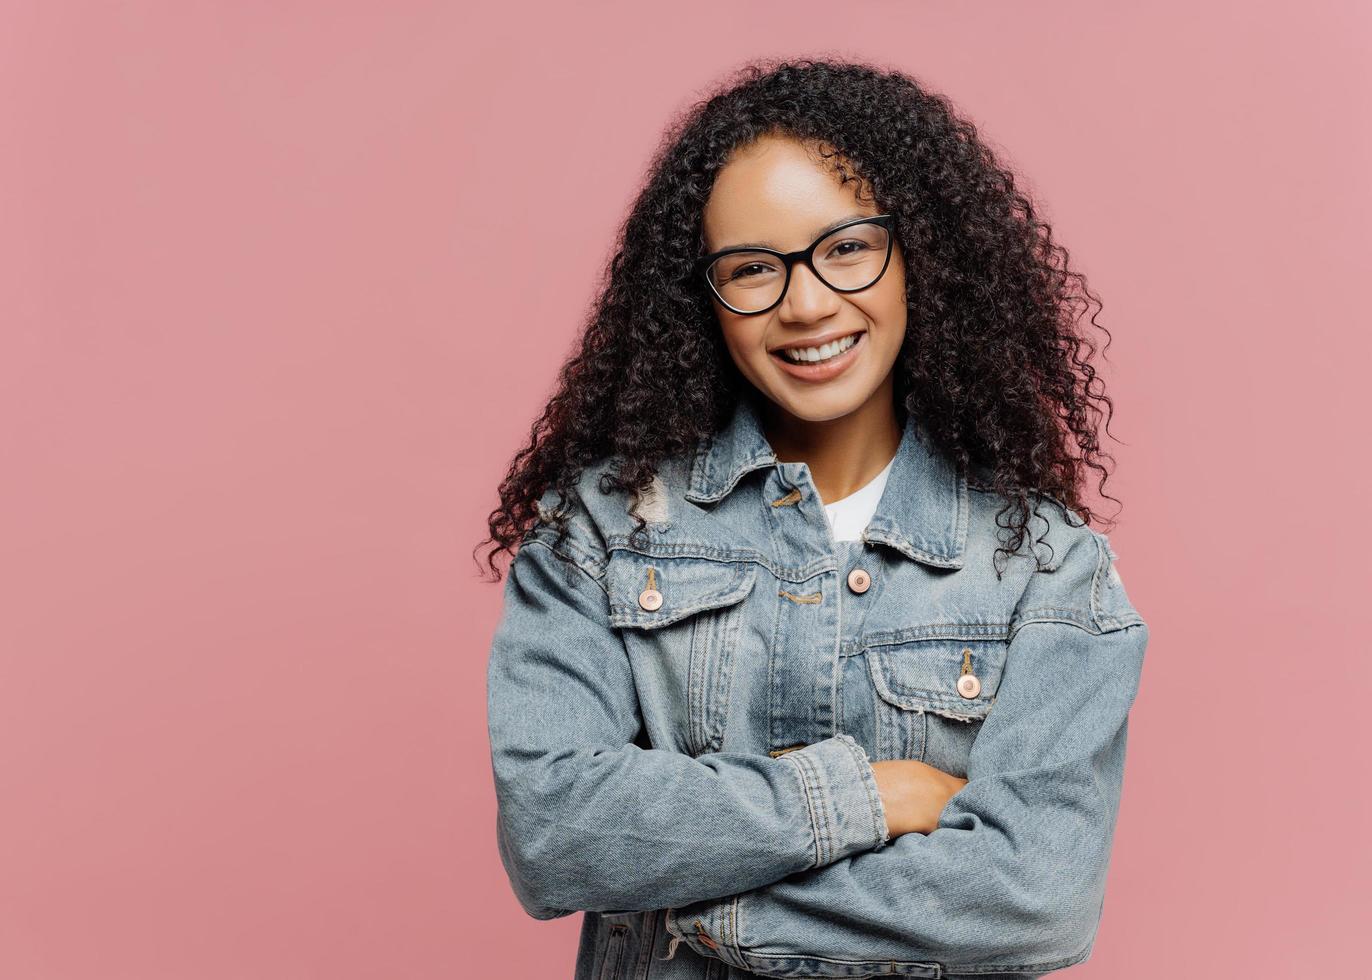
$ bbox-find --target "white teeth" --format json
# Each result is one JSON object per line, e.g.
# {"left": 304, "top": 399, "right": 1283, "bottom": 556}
{"left": 780, "top": 333, "right": 858, "bottom": 363}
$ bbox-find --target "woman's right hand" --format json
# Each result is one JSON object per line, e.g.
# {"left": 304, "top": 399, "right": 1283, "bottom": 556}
{"left": 869, "top": 759, "right": 969, "bottom": 837}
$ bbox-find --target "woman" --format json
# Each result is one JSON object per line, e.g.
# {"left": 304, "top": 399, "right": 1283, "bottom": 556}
{"left": 479, "top": 58, "right": 1148, "bottom": 980}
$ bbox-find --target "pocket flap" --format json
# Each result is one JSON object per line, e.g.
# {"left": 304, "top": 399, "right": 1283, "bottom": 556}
{"left": 867, "top": 637, "right": 1008, "bottom": 721}
{"left": 606, "top": 550, "right": 757, "bottom": 630}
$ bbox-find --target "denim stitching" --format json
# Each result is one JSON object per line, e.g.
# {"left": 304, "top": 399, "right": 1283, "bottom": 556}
{"left": 519, "top": 539, "right": 610, "bottom": 597}
{"left": 780, "top": 750, "right": 823, "bottom": 868}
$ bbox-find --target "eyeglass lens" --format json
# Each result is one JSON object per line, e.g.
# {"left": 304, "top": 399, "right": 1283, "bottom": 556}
{"left": 705, "top": 221, "right": 891, "bottom": 314}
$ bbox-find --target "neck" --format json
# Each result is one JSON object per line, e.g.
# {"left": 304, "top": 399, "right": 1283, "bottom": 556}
{"left": 759, "top": 375, "right": 902, "bottom": 505}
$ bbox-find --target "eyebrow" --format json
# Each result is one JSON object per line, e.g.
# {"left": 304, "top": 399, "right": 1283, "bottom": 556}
{"left": 716, "top": 213, "right": 877, "bottom": 252}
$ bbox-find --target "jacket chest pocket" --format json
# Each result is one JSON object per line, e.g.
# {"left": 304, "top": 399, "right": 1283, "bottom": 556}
{"left": 865, "top": 636, "right": 1009, "bottom": 775}
{"left": 606, "top": 549, "right": 758, "bottom": 758}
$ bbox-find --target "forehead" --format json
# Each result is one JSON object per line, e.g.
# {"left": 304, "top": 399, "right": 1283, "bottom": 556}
{"left": 703, "top": 135, "right": 877, "bottom": 251}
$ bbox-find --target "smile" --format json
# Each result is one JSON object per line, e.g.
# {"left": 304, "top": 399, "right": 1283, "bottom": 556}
{"left": 769, "top": 330, "right": 866, "bottom": 382}
{"left": 778, "top": 332, "right": 859, "bottom": 363}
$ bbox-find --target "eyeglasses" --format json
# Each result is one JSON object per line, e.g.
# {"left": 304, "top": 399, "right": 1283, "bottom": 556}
{"left": 693, "top": 214, "right": 896, "bottom": 316}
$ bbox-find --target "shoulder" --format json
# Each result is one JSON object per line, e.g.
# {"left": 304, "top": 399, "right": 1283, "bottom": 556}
{"left": 963, "top": 485, "right": 1145, "bottom": 638}
{"left": 523, "top": 463, "right": 613, "bottom": 584}
{"left": 525, "top": 452, "right": 695, "bottom": 582}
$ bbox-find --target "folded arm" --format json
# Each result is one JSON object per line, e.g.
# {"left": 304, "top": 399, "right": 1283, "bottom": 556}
{"left": 664, "top": 618, "right": 1149, "bottom": 977}
{"left": 487, "top": 530, "right": 891, "bottom": 919}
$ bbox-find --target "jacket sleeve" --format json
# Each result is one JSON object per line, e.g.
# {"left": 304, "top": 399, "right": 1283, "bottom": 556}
{"left": 663, "top": 534, "right": 1149, "bottom": 977}
{"left": 487, "top": 528, "right": 891, "bottom": 920}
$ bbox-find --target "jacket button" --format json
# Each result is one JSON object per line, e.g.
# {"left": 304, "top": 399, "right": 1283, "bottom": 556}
{"left": 956, "top": 673, "right": 982, "bottom": 698}
{"left": 847, "top": 567, "right": 871, "bottom": 593}
{"left": 638, "top": 588, "right": 663, "bottom": 611}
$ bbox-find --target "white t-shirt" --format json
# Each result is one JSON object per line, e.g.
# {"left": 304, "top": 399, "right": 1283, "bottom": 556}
{"left": 822, "top": 454, "right": 896, "bottom": 542}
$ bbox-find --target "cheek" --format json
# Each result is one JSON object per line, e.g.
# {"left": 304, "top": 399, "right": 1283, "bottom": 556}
{"left": 864, "top": 289, "right": 907, "bottom": 346}
{"left": 719, "top": 319, "right": 766, "bottom": 363}
{"left": 859, "top": 296, "right": 908, "bottom": 372}
{"left": 882, "top": 269, "right": 909, "bottom": 319}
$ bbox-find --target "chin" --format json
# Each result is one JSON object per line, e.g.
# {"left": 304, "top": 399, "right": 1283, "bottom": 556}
{"left": 770, "top": 387, "right": 873, "bottom": 423}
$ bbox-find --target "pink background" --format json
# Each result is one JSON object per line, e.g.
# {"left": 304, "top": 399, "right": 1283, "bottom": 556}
{"left": 3, "top": 1, "right": 1368, "bottom": 977}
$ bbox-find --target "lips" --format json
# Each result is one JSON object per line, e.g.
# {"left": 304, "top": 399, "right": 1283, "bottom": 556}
{"left": 769, "top": 329, "right": 866, "bottom": 383}
{"left": 768, "top": 329, "right": 866, "bottom": 357}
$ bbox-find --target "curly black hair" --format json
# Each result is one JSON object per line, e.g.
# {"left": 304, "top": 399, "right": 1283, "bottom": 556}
{"left": 474, "top": 56, "right": 1126, "bottom": 582}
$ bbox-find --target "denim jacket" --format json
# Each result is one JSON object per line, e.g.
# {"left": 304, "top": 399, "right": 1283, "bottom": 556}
{"left": 486, "top": 394, "right": 1149, "bottom": 979}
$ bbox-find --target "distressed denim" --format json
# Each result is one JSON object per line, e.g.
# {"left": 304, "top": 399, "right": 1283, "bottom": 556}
{"left": 486, "top": 392, "right": 1149, "bottom": 979}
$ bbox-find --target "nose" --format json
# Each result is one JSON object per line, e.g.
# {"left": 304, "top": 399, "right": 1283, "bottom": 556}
{"left": 778, "top": 261, "right": 841, "bottom": 323}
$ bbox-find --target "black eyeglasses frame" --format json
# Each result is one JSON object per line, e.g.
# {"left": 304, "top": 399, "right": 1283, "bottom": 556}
{"left": 692, "top": 214, "right": 897, "bottom": 316}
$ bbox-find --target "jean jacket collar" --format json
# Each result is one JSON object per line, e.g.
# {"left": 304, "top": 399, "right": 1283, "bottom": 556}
{"left": 684, "top": 394, "right": 969, "bottom": 569}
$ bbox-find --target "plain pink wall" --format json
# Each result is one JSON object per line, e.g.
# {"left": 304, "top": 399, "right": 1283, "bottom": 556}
{"left": 2, "top": 1, "right": 1368, "bottom": 977}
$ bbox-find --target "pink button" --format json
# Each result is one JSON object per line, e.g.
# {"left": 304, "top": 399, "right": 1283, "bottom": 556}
{"left": 847, "top": 568, "right": 871, "bottom": 593}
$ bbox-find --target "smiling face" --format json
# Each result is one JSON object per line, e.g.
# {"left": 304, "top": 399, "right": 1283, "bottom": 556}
{"left": 701, "top": 134, "right": 907, "bottom": 425}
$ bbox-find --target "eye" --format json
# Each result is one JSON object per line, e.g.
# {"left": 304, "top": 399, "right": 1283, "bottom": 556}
{"left": 728, "top": 263, "right": 772, "bottom": 281}
{"left": 826, "top": 239, "right": 872, "bottom": 260}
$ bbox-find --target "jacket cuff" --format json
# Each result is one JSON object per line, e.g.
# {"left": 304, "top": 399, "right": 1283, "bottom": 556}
{"left": 661, "top": 735, "right": 889, "bottom": 968}
{"left": 664, "top": 900, "right": 747, "bottom": 969}
{"left": 783, "top": 733, "right": 891, "bottom": 866}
